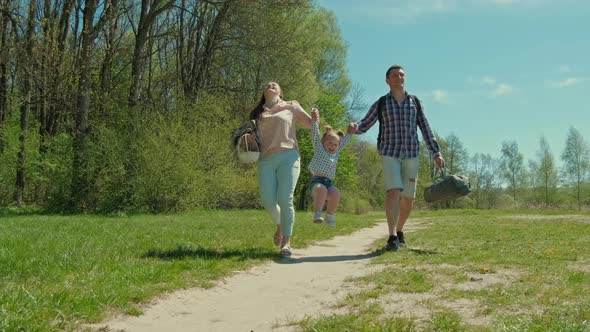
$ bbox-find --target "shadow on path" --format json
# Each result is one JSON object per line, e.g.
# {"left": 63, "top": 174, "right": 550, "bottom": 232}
{"left": 275, "top": 250, "right": 382, "bottom": 264}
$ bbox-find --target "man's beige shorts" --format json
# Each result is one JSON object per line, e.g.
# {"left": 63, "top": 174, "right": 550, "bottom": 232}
{"left": 380, "top": 156, "right": 419, "bottom": 198}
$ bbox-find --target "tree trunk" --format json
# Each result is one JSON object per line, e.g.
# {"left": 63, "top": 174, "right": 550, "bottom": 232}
{"left": 14, "top": 0, "right": 37, "bottom": 205}
{"left": 128, "top": 0, "right": 174, "bottom": 107}
{"left": 71, "top": 0, "right": 99, "bottom": 209}
{"left": 0, "top": 0, "right": 12, "bottom": 154}
{"left": 39, "top": 0, "right": 74, "bottom": 154}
{"left": 100, "top": 0, "right": 119, "bottom": 93}
{"left": 178, "top": 1, "right": 231, "bottom": 101}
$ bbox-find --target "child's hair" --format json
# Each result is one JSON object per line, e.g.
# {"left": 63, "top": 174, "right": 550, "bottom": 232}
{"left": 321, "top": 125, "right": 344, "bottom": 143}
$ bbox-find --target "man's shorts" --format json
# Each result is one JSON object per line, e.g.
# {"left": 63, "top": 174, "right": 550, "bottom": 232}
{"left": 308, "top": 175, "right": 333, "bottom": 193}
{"left": 380, "top": 157, "right": 419, "bottom": 198}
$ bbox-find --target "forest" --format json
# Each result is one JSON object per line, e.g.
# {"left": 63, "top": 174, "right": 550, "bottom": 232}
{"left": 0, "top": 0, "right": 588, "bottom": 213}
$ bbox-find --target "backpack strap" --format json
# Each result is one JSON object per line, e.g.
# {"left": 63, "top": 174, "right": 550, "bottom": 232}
{"left": 377, "top": 93, "right": 423, "bottom": 148}
{"left": 376, "top": 94, "right": 388, "bottom": 148}
{"left": 410, "top": 94, "right": 422, "bottom": 114}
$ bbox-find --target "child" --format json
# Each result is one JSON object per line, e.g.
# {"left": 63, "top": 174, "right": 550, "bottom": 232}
{"left": 307, "top": 108, "right": 352, "bottom": 227}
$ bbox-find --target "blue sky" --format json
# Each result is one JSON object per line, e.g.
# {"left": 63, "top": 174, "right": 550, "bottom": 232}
{"left": 316, "top": 0, "right": 589, "bottom": 167}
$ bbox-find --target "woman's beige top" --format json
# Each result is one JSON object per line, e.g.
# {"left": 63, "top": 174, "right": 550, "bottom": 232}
{"left": 257, "top": 101, "right": 307, "bottom": 158}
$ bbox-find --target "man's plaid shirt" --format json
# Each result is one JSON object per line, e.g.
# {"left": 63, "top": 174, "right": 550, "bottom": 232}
{"left": 356, "top": 91, "right": 441, "bottom": 158}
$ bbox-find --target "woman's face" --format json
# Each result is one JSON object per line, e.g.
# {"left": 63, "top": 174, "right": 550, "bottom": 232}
{"left": 263, "top": 82, "right": 282, "bottom": 99}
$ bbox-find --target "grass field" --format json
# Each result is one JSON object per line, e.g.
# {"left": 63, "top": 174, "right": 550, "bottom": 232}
{"left": 295, "top": 209, "right": 590, "bottom": 332}
{"left": 0, "top": 209, "right": 378, "bottom": 331}
{"left": 1, "top": 209, "right": 589, "bottom": 331}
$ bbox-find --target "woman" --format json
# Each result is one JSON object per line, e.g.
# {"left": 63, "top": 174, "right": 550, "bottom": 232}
{"left": 249, "top": 82, "right": 312, "bottom": 257}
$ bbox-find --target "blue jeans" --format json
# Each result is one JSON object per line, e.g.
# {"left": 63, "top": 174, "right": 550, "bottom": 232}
{"left": 257, "top": 149, "right": 300, "bottom": 237}
{"left": 308, "top": 176, "right": 333, "bottom": 192}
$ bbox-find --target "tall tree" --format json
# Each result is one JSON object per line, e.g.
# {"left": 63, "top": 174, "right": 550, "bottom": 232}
{"left": 0, "top": 0, "right": 15, "bottom": 153}
{"left": 469, "top": 153, "right": 501, "bottom": 209}
{"left": 443, "top": 133, "right": 468, "bottom": 174}
{"left": 71, "top": 0, "right": 107, "bottom": 208}
{"left": 535, "top": 136, "right": 558, "bottom": 206}
{"left": 527, "top": 159, "right": 541, "bottom": 205}
{"left": 561, "top": 126, "right": 590, "bottom": 210}
{"left": 14, "top": 0, "right": 37, "bottom": 205}
{"left": 38, "top": 0, "right": 76, "bottom": 153}
{"left": 500, "top": 140, "right": 524, "bottom": 204}
{"left": 128, "top": 0, "right": 175, "bottom": 107}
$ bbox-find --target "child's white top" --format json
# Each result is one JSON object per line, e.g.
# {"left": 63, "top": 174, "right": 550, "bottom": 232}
{"left": 307, "top": 119, "right": 352, "bottom": 180}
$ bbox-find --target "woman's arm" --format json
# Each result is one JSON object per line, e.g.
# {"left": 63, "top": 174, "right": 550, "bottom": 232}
{"left": 290, "top": 101, "right": 312, "bottom": 129}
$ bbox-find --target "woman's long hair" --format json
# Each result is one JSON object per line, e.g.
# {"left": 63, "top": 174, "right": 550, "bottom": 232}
{"left": 249, "top": 94, "right": 266, "bottom": 121}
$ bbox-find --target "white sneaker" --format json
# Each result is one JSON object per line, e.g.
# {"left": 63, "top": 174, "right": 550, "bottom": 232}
{"left": 313, "top": 211, "right": 324, "bottom": 224}
{"left": 325, "top": 215, "right": 336, "bottom": 227}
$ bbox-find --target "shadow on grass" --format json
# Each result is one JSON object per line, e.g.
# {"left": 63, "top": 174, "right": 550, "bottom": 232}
{"left": 276, "top": 250, "right": 380, "bottom": 264}
{"left": 408, "top": 247, "right": 441, "bottom": 255}
{"left": 144, "top": 245, "right": 277, "bottom": 261}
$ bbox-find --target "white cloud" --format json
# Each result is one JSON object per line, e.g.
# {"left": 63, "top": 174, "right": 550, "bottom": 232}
{"left": 432, "top": 89, "right": 449, "bottom": 103}
{"left": 493, "top": 83, "right": 513, "bottom": 96}
{"left": 547, "top": 77, "right": 582, "bottom": 88}
{"left": 482, "top": 76, "right": 496, "bottom": 85}
{"left": 558, "top": 65, "right": 571, "bottom": 73}
{"left": 474, "top": 76, "right": 512, "bottom": 97}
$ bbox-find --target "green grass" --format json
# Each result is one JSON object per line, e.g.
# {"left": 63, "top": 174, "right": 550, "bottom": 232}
{"left": 300, "top": 209, "right": 590, "bottom": 331}
{"left": 3, "top": 209, "right": 590, "bottom": 331}
{"left": 0, "top": 209, "right": 378, "bottom": 331}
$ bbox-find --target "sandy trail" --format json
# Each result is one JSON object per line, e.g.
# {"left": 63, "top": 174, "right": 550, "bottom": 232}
{"left": 96, "top": 220, "right": 396, "bottom": 332}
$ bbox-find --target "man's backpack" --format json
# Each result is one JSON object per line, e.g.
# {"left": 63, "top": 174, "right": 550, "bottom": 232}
{"left": 423, "top": 168, "right": 471, "bottom": 203}
{"left": 376, "top": 94, "right": 422, "bottom": 147}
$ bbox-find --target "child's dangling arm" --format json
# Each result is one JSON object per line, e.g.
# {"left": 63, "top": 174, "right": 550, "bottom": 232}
{"left": 310, "top": 108, "right": 322, "bottom": 151}
{"left": 336, "top": 134, "right": 353, "bottom": 154}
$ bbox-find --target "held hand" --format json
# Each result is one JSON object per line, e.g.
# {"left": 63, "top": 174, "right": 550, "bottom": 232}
{"left": 347, "top": 123, "right": 357, "bottom": 135}
{"left": 311, "top": 108, "right": 319, "bottom": 120}
{"left": 435, "top": 155, "right": 445, "bottom": 169}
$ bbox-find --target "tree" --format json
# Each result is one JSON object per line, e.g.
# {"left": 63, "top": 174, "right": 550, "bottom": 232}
{"left": 128, "top": 0, "right": 175, "bottom": 107}
{"left": 14, "top": 0, "right": 36, "bottom": 205}
{"left": 469, "top": 153, "right": 501, "bottom": 208}
{"left": 534, "top": 136, "right": 558, "bottom": 207}
{"left": 526, "top": 159, "right": 541, "bottom": 205}
{"left": 38, "top": 0, "right": 76, "bottom": 154}
{"left": 561, "top": 126, "right": 590, "bottom": 210}
{"left": 443, "top": 133, "right": 468, "bottom": 174}
{"left": 70, "top": 0, "right": 107, "bottom": 208}
{"left": 0, "top": 0, "right": 16, "bottom": 154}
{"left": 350, "top": 140, "right": 383, "bottom": 208}
{"left": 500, "top": 141, "right": 524, "bottom": 204}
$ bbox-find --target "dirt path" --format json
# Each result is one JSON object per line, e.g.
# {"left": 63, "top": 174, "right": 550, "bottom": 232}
{"left": 94, "top": 220, "right": 400, "bottom": 332}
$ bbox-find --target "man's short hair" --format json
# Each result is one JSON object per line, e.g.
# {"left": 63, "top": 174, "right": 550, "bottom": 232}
{"left": 385, "top": 65, "right": 404, "bottom": 78}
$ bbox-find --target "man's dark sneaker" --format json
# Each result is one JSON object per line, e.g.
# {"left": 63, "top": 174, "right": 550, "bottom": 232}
{"left": 397, "top": 231, "right": 406, "bottom": 247}
{"left": 385, "top": 235, "right": 399, "bottom": 252}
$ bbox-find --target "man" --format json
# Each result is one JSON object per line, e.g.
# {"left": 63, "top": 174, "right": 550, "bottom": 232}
{"left": 348, "top": 65, "right": 445, "bottom": 251}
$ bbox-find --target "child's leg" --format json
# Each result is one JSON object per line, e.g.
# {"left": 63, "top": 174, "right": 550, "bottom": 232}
{"left": 312, "top": 184, "right": 328, "bottom": 212}
{"left": 325, "top": 186, "right": 340, "bottom": 215}
{"left": 311, "top": 183, "right": 327, "bottom": 223}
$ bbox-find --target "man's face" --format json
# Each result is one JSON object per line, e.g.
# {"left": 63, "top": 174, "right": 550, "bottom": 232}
{"left": 386, "top": 68, "right": 405, "bottom": 90}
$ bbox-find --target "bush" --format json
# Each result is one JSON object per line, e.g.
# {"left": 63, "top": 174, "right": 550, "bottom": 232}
{"left": 340, "top": 192, "right": 370, "bottom": 215}
{"left": 496, "top": 194, "right": 516, "bottom": 209}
